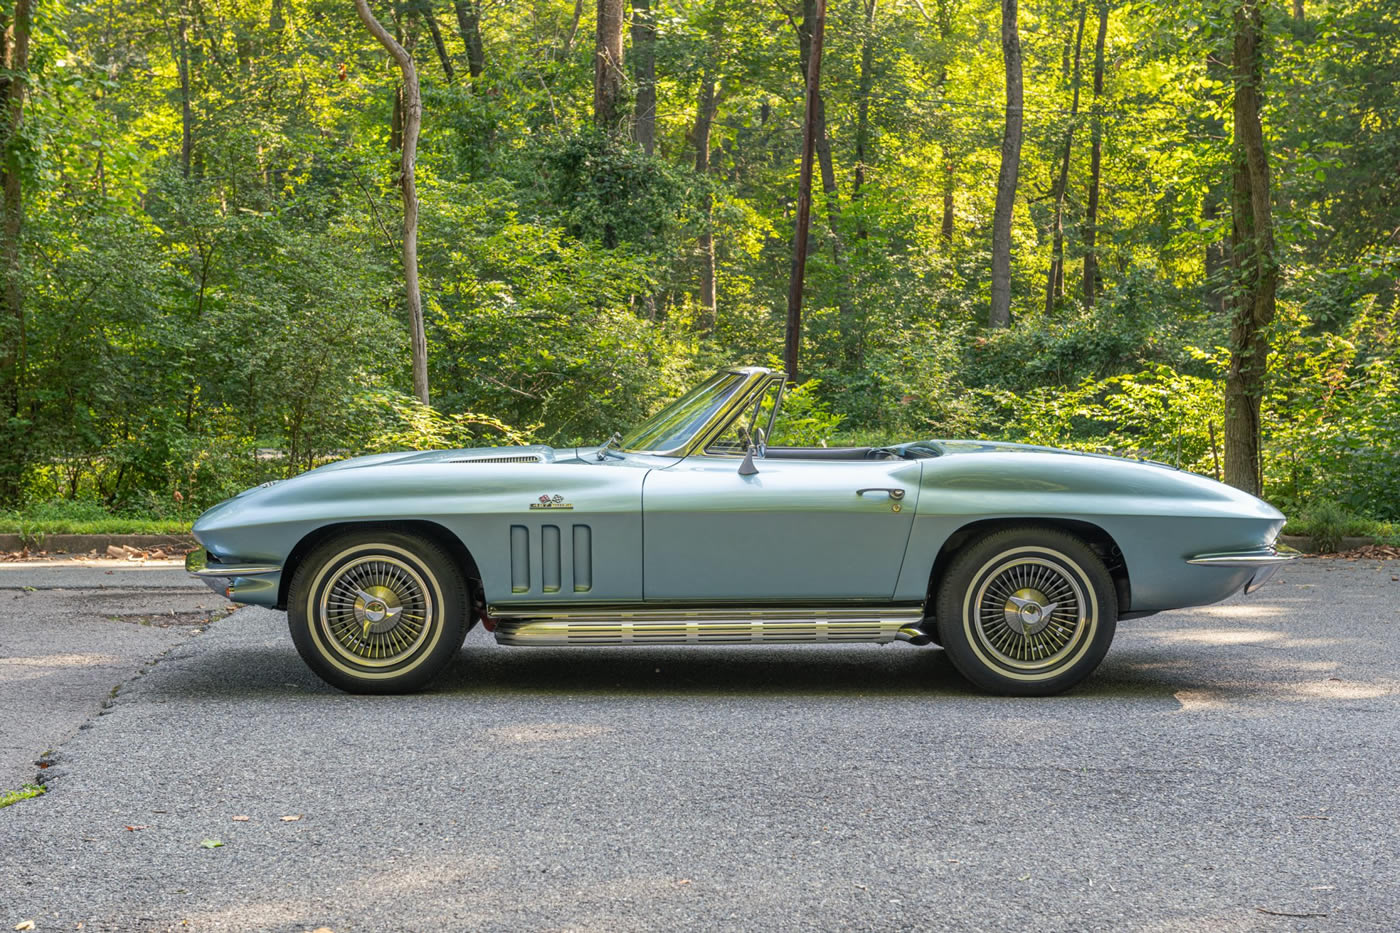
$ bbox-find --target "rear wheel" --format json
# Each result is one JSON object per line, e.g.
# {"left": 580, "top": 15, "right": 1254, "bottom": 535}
{"left": 935, "top": 527, "right": 1117, "bottom": 696}
{"left": 288, "top": 531, "right": 467, "bottom": 694}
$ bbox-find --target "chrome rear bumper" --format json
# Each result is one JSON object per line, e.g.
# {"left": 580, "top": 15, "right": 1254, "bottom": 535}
{"left": 1186, "top": 543, "right": 1300, "bottom": 594}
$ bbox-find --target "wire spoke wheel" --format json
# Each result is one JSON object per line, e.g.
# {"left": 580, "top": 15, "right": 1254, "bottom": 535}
{"left": 289, "top": 533, "right": 469, "bottom": 694}
{"left": 937, "top": 529, "right": 1117, "bottom": 695}
{"left": 972, "top": 556, "right": 1088, "bottom": 672}
{"left": 318, "top": 555, "right": 434, "bottom": 668}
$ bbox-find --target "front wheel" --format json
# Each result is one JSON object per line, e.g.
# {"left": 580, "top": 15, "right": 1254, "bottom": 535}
{"left": 287, "top": 531, "right": 467, "bottom": 694}
{"left": 935, "top": 527, "right": 1117, "bottom": 696}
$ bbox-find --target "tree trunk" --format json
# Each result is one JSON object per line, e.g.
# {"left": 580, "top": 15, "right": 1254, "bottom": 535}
{"left": 785, "top": 0, "right": 825, "bottom": 384}
{"left": 1044, "top": 3, "right": 1087, "bottom": 315}
{"left": 176, "top": 2, "right": 195, "bottom": 178}
{"left": 452, "top": 0, "right": 485, "bottom": 79}
{"left": 852, "top": 0, "right": 877, "bottom": 204}
{"left": 693, "top": 70, "right": 719, "bottom": 330}
{"left": 1082, "top": 1, "right": 1108, "bottom": 305}
{"left": 0, "top": 0, "right": 34, "bottom": 505}
{"left": 941, "top": 158, "right": 954, "bottom": 242}
{"left": 355, "top": 0, "right": 430, "bottom": 405}
{"left": 989, "top": 0, "right": 1022, "bottom": 329}
{"left": 1080, "top": 2, "right": 1103, "bottom": 305}
{"left": 423, "top": 8, "right": 456, "bottom": 82}
{"left": 594, "top": 0, "right": 625, "bottom": 133}
{"left": 797, "top": 0, "right": 854, "bottom": 354}
{"left": 1223, "top": 1, "right": 1277, "bottom": 497}
{"left": 631, "top": 0, "right": 656, "bottom": 155}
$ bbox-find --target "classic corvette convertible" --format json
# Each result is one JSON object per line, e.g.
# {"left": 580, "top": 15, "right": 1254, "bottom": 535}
{"left": 187, "top": 366, "right": 1294, "bottom": 696}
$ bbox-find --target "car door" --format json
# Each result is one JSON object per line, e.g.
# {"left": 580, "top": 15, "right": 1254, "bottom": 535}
{"left": 641, "top": 454, "right": 922, "bottom": 602}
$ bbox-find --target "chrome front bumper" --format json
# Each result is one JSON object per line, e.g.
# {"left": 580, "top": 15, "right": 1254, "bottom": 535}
{"left": 185, "top": 548, "right": 282, "bottom": 602}
{"left": 1186, "top": 543, "right": 1301, "bottom": 594}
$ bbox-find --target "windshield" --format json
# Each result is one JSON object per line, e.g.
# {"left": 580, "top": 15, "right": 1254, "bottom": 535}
{"left": 619, "top": 372, "right": 745, "bottom": 453}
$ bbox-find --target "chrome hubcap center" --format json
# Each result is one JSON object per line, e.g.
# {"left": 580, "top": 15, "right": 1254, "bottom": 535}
{"left": 1004, "top": 587, "right": 1051, "bottom": 635}
{"left": 353, "top": 585, "right": 402, "bottom": 634}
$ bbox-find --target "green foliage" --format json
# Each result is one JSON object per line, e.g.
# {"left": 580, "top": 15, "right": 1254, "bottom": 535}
{"left": 343, "top": 390, "right": 535, "bottom": 454}
{"left": 0, "top": 501, "right": 189, "bottom": 535}
{"left": 0, "top": 0, "right": 1395, "bottom": 529}
{"left": 768, "top": 380, "right": 846, "bottom": 447}
{"left": 1295, "top": 499, "right": 1363, "bottom": 554}
{"left": 541, "top": 130, "right": 698, "bottom": 250}
{"left": 969, "top": 364, "right": 1226, "bottom": 473}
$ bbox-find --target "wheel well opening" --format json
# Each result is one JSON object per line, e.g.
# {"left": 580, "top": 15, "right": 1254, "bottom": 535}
{"left": 926, "top": 518, "right": 1130, "bottom": 614}
{"left": 276, "top": 520, "right": 483, "bottom": 611}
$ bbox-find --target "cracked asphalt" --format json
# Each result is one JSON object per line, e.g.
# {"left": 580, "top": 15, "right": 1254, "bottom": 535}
{"left": 1, "top": 558, "right": 1398, "bottom": 931}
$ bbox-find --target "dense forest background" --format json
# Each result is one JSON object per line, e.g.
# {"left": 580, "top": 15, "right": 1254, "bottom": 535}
{"left": 0, "top": 0, "right": 1396, "bottom": 534}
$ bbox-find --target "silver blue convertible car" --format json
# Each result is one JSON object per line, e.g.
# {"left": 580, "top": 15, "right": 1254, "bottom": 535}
{"left": 187, "top": 366, "right": 1294, "bottom": 696}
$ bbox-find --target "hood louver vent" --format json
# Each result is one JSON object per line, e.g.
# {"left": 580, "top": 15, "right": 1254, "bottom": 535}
{"left": 449, "top": 455, "right": 543, "bottom": 464}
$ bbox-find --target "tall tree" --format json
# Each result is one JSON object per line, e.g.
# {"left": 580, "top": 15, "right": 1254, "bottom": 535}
{"left": 692, "top": 41, "right": 720, "bottom": 329}
{"left": 0, "top": 0, "right": 34, "bottom": 505}
{"left": 796, "top": 0, "right": 853, "bottom": 347}
{"left": 1044, "top": 2, "right": 1087, "bottom": 313}
{"left": 631, "top": 0, "right": 656, "bottom": 154}
{"left": 852, "top": 0, "right": 878, "bottom": 203}
{"left": 1081, "top": 0, "right": 1108, "bottom": 305}
{"left": 419, "top": 3, "right": 456, "bottom": 82}
{"left": 355, "top": 0, "right": 430, "bottom": 405}
{"left": 785, "top": 0, "right": 826, "bottom": 383}
{"left": 452, "top": 0, "right": 485, "bottom": 79}
{"left": 1223, "top": 0, "right": 1277, "bottom": 495}
{"left": 594, "top": 0, "right": 625, "bottom": 132}
{"left": 175, "top": 0, "right": 194, "bottom": 177}
{"left": 989, "top": 0, "right": 1022, "bottom": 328}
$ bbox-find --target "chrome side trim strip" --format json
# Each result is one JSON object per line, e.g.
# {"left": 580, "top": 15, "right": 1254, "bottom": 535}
{"left": 493, "top": 606, "right": 924, "bottom": 647}
{"left": 185, "top": 548, "right": 281, "bottom": 578}
{"left": 1186, "top": 544, "right": 1301, "bottom": 567}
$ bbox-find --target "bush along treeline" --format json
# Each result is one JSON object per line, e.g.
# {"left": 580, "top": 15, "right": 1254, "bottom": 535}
{"left": 0, "top": 0, "right": 1395, "bottom": 531}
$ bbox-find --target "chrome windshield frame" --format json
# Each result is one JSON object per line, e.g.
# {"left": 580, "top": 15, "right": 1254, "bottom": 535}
{"left": 618, "top": 367, "right": 781, "bottom": 458}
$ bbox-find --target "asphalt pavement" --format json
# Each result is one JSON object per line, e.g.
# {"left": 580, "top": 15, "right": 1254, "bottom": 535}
{"left": 0, "top": 560, "right": 228, "bottom": 792}
{"left": 1, "top": 558, "right": 1397, "bottom": 931}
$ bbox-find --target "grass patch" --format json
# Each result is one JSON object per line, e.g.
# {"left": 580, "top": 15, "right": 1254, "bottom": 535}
{"left": 0, "top": 500, "right": 192, "bottom": 537}
{"left": 1282, "top": 501, "right": 1399, "bottom": 551}
{"left": 0, "top": 784, "right": 46, "bottom": 808}
{"left": 0, "top": 516, "right": 192, "bottom": 535}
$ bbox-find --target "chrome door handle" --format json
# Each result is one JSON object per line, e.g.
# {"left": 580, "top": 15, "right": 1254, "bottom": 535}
{"left": 856, "top": 488, "right": 905, "bottom": 500}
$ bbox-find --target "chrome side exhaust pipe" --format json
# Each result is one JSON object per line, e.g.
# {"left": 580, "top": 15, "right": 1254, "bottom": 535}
{"left": 896, "top": 623, "right": 933, "bottom": 646}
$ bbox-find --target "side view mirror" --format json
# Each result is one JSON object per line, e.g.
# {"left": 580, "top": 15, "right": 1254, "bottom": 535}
{"left": 738, "top": 425, "right": 760, "bottom": 476}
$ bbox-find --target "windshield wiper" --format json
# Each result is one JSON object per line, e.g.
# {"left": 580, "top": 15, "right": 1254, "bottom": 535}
{"left": 596, "top": 432, "right": 624, "bottom": 461}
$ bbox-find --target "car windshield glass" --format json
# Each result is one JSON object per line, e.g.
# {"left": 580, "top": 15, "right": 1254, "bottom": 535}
{"left": 620, "top": 373, "right": 744, "bottom": 453}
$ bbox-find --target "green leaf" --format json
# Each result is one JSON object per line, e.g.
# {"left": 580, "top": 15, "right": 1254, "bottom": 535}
{"left": 200, "top": 839, "right": 224, "bottom": 849}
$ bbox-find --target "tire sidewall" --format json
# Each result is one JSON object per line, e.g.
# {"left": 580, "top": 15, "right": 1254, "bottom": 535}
{"left": 936, "top": 528, "right": 1117, "bottom": 696}
{"left": 288, "top": 532, "right": 466, "bottom": 694}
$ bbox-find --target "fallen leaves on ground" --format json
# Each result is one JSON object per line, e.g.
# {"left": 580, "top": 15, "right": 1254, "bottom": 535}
{"left": 280, "top": 814, "right": 303, "bottom": 822}
{"left": 124, "top": 824, "right": 147, "bottom": 831}
{"left": 199, "top": 839, "right": 223, "bottom": 848}
{"left": 232, "top": 815, "right": 250, "bottom": 822}
{"left": 1316, "top": 544, "right": 1400, "bottom": 561}
{"left": 14, "top": 921, "right": 36, "bottom": 931}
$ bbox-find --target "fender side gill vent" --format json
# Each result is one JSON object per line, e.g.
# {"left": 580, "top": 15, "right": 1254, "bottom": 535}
{"left": 449, "top": 455, "right": 542, "bottom": 464}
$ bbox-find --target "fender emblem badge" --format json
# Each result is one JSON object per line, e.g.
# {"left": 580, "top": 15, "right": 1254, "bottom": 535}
{"left": 530, "top": 493, "right": 574, "bottom": 510}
